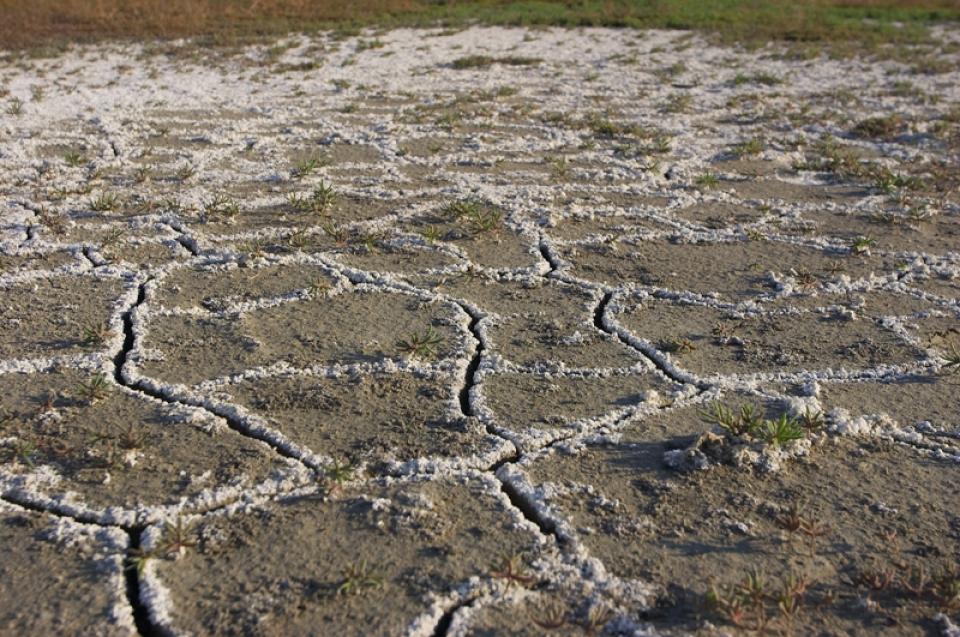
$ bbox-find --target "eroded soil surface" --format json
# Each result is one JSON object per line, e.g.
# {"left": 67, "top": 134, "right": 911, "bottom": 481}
{"left": 1, "top": 25, "right": 958, "bottom": 637}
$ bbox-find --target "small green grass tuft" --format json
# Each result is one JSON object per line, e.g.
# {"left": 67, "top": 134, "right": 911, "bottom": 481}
{"left": 442, "top": 199, "right": 502, "bottom": 234}
{"left": 397, "top": 326, "right": 444, "bottom": 359}
{"left": 451, "top": 55, "right": 541, "bottom": 69}
{"left": 852, "top": 114, "right": 906, "bottom": 139}
{"left": 90, "top": 192, "right": 121, "bottom": 212}
{"left": 291, "top": 155, "right": 329, "bottom": 179}
{"left": 124, "top": 547, "right": 154, "bottom": 575}
{"left": 337, "top": 559, "right": 384, "bottom": 596}
{"left": 761, "top": 414, "right": 806, "bottom": 447}
{"left": 585, "top": 112, "right": 643, "bottom": 138}
{"left": 63, "top": 150, "right": 86, "bottom": 166}
{"left": 133, "top": 165, "right": 151, "bottom": 183}
{"left": 797, "top": 408, "right": 825, "bottom": 431}
{"left": 794, "top": 135, "right": 864, "bottom": 179}
{"left": 419, "top": 225, "right": 443, "bottom": 243}
{"left": 703, "top": 401, "right": 812, "bottom": 449}
{"left": 940, "top": 344, "right": 960, "bottom": 375}
{"left": 82, "top": 321, "right": 113, "bottom": 345}
{"left": 287, "top": 227, "right": 311, "bottom": 249}
{"left": 158, "top": 516, "right": 198, "bottom": 557}
{"left": 175, "top": 164, "right": 196, "bottom": 182}
{"left": 238, "top": 239, "right": 266, "bottom": 261}
{"left": 322, "top": 222, "right": 349, "bottom": 246}
{"left": 871, "top": 166, "right": 923, "bottom": 194}
{"left": 288, "top": 181, "right": 337, "bottom": 214}
{"left": 204, "top": 194, "right": 240, "bottom": 221}
{"left": 466, "top": 207, "right": 502, "bottom": 234}
{"left": 695, "top": 172, "right": 720, "bottom": 189}
{"left": 6, "top": 97, "right": 23, "bottom": 115}
{"left": 443, "top": 199, "right": 482, "bottom": 220}
{"left": 663, "top": 93, "right": 693, "bottom": 113}
{"left": 849, "top": 235, "right": 876, "bottom": 255}
{"left": 733, "top": 71, "right": 783, "bottom": 86}
{"left": 9, "top": 439, "right": 37, "bottom": 467}
{"left": 75, "top": 373, "right": 111, "bottom": 404}
{"left": 701, "top": 401, "right": 764, "bottom": 437}
{"left": 307, "top": 277, "right": 331, "bottom": 297}
{"left": 732, "top": 137, "right": 763, "bottom": 158}
{"left": 323, "top": 458, "right": 355, "bottom": 493}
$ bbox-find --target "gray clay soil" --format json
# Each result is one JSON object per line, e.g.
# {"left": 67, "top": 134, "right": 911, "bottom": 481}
{"left": 1, "top": 24, "right": 958, "bottom": 637}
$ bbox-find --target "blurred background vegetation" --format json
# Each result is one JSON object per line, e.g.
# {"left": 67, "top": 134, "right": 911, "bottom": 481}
{"left": 1, "top": 0, "right": 958, "bottom": 53}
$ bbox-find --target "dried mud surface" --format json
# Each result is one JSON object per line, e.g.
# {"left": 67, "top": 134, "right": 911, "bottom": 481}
{"left": 1, "top": 24, "right": 958, "bottom": 637}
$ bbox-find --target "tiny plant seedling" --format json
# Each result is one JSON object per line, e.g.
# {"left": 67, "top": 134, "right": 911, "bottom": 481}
{"left": 849, "top": 235, "right": 876, "bottom": 255}
{"left": 175, "top": 164, "right": 196, "bottom": 181}
{"left": 204, "top": 194, "right": 240, "bottom": 221}
{"left": 238, "top": 239, "right": 266, "bottom": 261}
{"left": 337, "top": 559, "right": 383, "bottom": 596}
{"left": 531, "top": 602, "right": 567, "bottom": 630}
{"left": 467, "top": 208, "right": 502, "bottom": 234}
{"left": 664, "top": 93, "right": 692, "bottom": 113}
{"left": 322, "top": 222, "right": 349, "bottom": 246}
{"left": 307, "top": 277, "right": 331, "bottom": 297}
{"left": 732, "top": 137, "right": 763, "bottom": 158}
{"left": 696, "top": 173, "right": 720, "bottom": 189}
{"left": 358, "top": 231, "right": 381, "bottom": 253}
{"left": 761, "top": 414, "right": 806, "bottom": 447}
{"left": 700, "top": 401, "right": 763, "bottom": 437}
{"left": 442, "top": 198, "right": 502, "bottom": 234}
{"left": 90, "top": 192, "right": 121, "bottom": 212}
{"left": 579, "top": 605, "right": 614, "bottom": 636}
{"left": 10, "top": 439, "right": 37, "bottom": 467}
{"left": 289, "top": 181, "right": 337, "bottom": 214}
{"left": 712, "top": 322, "right": 737, "bottom": 342}
{"left": 323, "top": 458, "right": 354, "bottom": 493}
{"left": 133, "top": 165, "right": 151, "bottom": 183}
{"left": 82, "top": 321, "right": 113, "bottom": 345}
{"left": 124, "top": 547, "right": 154, "bottom": 575}
{"left": 794, "top": 268, "right": 818, "bottom": 290}
{"left": 443, "top": 199, "right": 482, "bottom": 221}
{"left": 116, "top": 422, "right": 149, "bottom": 450}
{"left": 287, "top": 227, "right": 311, "bottom": 249}
{"left": 798, "top": 408, "right": 825, "bottom": 431}
{"left": 419, "top": 225, "right": 443, "bottom": 243}
{"left": 707, "top": 567, "right": 819, "bottom": 632}
{"left": 490, "top": 554, "right": 536, "bottom": 589}
{"left": 549, "top": 156, "right": 570, "bottom": 179}
{"left": 663, "top": 337, "right": 696, "bottom": 354}
{"left": 310, "top": 182, "right": 338, "bottom": 212}
{"left": 158, "top": 516, "right": 198, "bottom": 557}
{"left": 76, "top": 374, "right": 111, "bottom": 404}
{"left": 397, "top": 327, "right": 444, "bottom": 359}
{"left": 63, "top": 150, "right": 86, "bottom": 166}
{"left": 940, "top": 344, "right": 960, "bottom": 375}
{"left": 701, "top": 401, "right": 812, "bottom": 451}
{"left": 0, "top": 405, "right": 14, "bottom": 431}
{"left": 6, "top": 97, "right": 23, "bottom": 115}
{"left": 291, "top": 155, "right": 328, "bottom": 179}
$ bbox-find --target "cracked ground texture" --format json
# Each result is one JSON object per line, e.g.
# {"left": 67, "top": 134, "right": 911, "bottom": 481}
{"left": 1, "top": 25, "right": 959, "bottom": 637}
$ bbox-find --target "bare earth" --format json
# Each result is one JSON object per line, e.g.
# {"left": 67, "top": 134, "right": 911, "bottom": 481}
{"left": 1, "top": 25, "right": 959, "bottom": 636}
